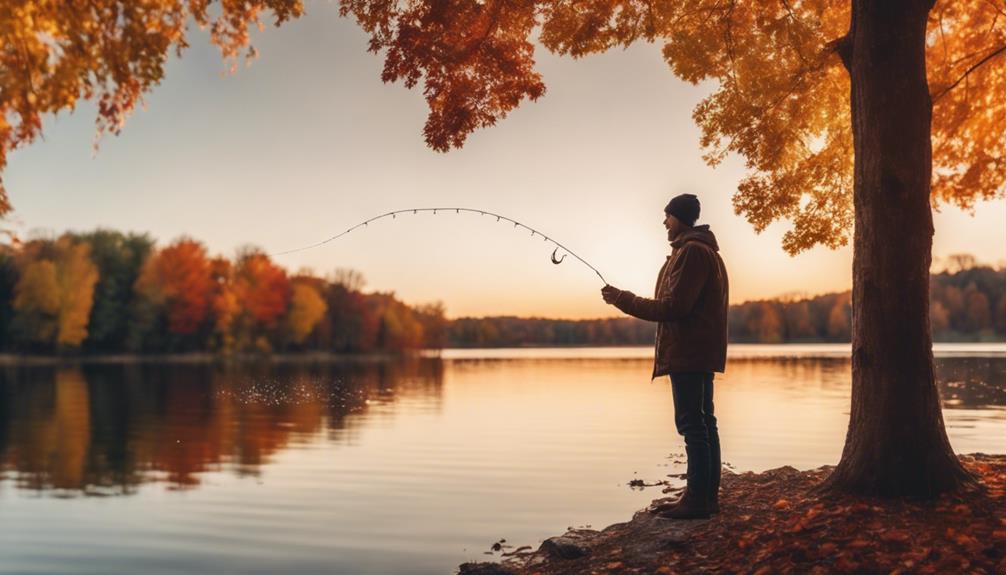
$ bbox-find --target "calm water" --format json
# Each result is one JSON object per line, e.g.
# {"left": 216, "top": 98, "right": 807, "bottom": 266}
{"left": 2, "top": 345, "right": 1006, "bottom": 574}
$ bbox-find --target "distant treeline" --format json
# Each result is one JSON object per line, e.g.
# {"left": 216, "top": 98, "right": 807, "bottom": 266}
{"left": 2, "top": 232, "right": 1003, "bottom": 353}
{"left": 731, "top": 257, "right": 1006, "bottom": 343}
{"left": 447, "top": 316, "right": 657, "bottom": 347}
{"left": 0, "top": 231, "right": 447, "bottom": 354}
{"left": 445, "top": 256, "right": 1006, "bottom": 347}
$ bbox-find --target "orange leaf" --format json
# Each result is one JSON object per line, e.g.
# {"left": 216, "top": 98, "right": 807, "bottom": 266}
{"left": 880, "top": 529, "right": 910, "bottom": 543}
{"left": 954, "top": 533, "right": 979, "bottom": 548}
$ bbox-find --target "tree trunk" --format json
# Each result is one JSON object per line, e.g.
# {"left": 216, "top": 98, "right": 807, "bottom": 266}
{"left": 823, "top": 0, "right": 975, "bottom": 496}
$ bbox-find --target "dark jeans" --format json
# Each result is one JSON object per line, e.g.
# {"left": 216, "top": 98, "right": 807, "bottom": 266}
{"left": 669, "top": 371, "right": 721, "bottom": 498}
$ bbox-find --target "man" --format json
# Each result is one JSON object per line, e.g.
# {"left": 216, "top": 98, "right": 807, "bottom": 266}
{"left": 601, "top": 193, "right": 729, "bottom": 519}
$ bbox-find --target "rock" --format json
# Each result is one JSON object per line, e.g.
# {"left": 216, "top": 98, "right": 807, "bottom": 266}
{"left": 660, "top": 527, "right": 691, "bottom": 548}
{"left": 538, "top": 529, "right": 601, "bottom": 560}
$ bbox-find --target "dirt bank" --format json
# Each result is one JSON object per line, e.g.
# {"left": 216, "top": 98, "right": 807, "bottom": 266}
{"left": 460, "top": 454, "right": 1006, "bottom": 574}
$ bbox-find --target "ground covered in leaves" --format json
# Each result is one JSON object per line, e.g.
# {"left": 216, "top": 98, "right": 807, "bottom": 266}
{"left": 459, "top": 454, "right": 1006, "bottom": 574}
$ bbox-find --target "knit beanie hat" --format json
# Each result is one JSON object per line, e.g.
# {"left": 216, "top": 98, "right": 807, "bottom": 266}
{"left": 664, "top": 194, "right": 701, "bottom": 227}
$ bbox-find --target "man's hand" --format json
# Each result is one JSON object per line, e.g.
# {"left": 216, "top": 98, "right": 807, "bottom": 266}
{"left": 601, "top": 284, "right": 622, "bottom": 305}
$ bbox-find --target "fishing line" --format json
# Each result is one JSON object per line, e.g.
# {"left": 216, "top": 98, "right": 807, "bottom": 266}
{"left": 270, "top": 208, "right": 608, "bottom": 285}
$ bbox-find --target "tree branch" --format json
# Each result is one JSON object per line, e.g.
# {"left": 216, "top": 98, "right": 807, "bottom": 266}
{"left": 933, "top": 42, "right": 1006, "bottom": 102}
{"left": 827, "top": 0, "right": 856, "bottom": 74}
{"left": 780, "top": 0, "right": 811, "bottom": 67}
{"left": 826, "top": 34, "right": 853, "bottom": 72}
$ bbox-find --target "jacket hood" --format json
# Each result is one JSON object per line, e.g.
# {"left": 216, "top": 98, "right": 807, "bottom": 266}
{"left": 671, "top": 224, "right": 719, "bottom": 252}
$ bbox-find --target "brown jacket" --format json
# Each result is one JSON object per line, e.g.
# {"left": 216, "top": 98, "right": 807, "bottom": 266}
{"left": 613, "top": 225, "right": 729, "bottom": 378}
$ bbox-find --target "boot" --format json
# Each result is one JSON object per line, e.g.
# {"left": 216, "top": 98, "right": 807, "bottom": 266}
{"left": 649, "top": 487, "right": 719, "bottom": 515}
{"left": 657, "top": 488, "right": 710, "bottom": 520}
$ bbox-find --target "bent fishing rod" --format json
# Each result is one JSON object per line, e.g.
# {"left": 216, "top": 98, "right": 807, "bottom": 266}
{"left": 270, "top": 207, "right": 609, "bottom": 285}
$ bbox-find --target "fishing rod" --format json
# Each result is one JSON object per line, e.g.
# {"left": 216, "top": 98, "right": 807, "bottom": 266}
{"left": 270, "top": 207, "right": 608, "bottom": 285}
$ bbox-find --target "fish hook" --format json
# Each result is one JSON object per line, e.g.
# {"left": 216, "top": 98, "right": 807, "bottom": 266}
{"left": 551, "top": 247, "right": 566, "bottom": 264}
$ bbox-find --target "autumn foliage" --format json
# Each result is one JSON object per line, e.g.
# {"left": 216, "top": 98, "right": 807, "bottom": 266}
{"left": 338, "top": 0, "right": 1006, "bottom": 251}
{"left": 234, "top": 251, "right": 291, "bottom": 329}
{"left": 286, "top": 279, "right": 328, "bottom": 345}
{"left": 336, "top": 0, "right": 1006, "bottom": 254}
{"left": 0, "top": 230, "right": 443, "bottom": 354}
{"left": 8, "top": 237, "right": 98, "bottom": 349}
{"left": 3, "top": 2, "right": 1003, "bottom": 254}
{"left": 0, "top": 0, "right": 303, "bottom": 211}
{"left": 134, "top": 239, "right": 213, "bottom": 336}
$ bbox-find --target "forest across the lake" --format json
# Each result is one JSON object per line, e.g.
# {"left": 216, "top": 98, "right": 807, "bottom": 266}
{"left": 2, "top": 232, "right": 1004, "bottom": 354}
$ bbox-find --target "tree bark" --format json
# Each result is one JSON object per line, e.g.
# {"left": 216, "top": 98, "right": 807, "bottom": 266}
{"left": 823, "top": 0, "right": 975, "bottom": 497}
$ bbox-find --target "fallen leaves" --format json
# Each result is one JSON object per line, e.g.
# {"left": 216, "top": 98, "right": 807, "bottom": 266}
{"left": 482, "top": 454, "right": 1006, "bottom": 575}
{"left": 878, "top": 529, "right": 910, "bottom": 543}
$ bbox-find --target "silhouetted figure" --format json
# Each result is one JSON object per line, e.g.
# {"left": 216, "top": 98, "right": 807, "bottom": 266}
{"left": 601, "top": 193, "right": 729, "bottom": 519}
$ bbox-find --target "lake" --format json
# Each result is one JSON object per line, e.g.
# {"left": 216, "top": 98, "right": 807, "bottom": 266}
{"left": 2, "top": 344, "right": 1006, "bottom": 574}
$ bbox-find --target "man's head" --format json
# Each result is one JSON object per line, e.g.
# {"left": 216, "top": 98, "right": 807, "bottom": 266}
{"left": 664, "top": 193, "right": 700, "bottom": 240}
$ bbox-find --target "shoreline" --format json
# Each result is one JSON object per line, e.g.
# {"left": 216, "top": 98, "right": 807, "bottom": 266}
{"left": 0, "top": 350, "right": 415, "bottom": 366}
{"left": 460, "top": 454, "right": 1006, "bottom": 575}
{"left": 3, "top": 342, "right": 1004, "bottom": 365}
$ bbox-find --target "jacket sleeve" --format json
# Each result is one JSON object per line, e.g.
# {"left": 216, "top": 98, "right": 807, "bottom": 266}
{"left": 612, "top": 245, "right": 710, "bottom": 322}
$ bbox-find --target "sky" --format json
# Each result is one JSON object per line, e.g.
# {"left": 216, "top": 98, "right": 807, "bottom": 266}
{"left": 6, "top": 5, "right": 1006, "bottom": 319}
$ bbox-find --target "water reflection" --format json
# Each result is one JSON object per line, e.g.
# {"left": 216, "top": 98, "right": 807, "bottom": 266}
{"left": 3, "top": 350, "right": 1006, "bottom": 575}
{"left": 708, "top": 356, "right": 1006, "bottom": 470}
{"left": 719, "top": 355, "right": 1006, "bottom": 409}
{"left": 0, "top": 359, "right": 444, "bottom": 495}
{"left": 3, "top": 354, "right": 1005, "bottom": 498}
{"left": 936, "top": 357, "right": 1006, "bottom": 407}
